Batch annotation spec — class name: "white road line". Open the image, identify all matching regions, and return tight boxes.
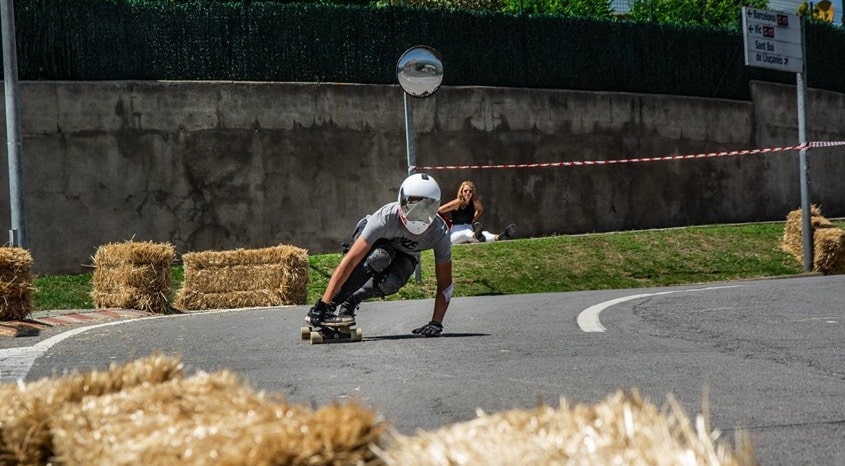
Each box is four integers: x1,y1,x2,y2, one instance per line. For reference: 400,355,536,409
0,306,266,383
0,318,136,382
577,285,743,333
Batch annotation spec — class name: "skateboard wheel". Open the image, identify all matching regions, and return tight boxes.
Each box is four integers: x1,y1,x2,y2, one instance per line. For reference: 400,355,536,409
300,327,311,340
309,331,324,345
351,328,363,342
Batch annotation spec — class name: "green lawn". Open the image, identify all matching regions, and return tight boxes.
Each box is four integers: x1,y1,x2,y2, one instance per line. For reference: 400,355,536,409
32,221,838,311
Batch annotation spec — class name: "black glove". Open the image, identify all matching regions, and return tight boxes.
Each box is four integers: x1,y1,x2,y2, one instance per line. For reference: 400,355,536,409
312,298,331,313
308,299,333,320
412,320,443,337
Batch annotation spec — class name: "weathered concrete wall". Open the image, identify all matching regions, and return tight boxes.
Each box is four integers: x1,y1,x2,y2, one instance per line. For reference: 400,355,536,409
750,81,845,216
0,81,843,274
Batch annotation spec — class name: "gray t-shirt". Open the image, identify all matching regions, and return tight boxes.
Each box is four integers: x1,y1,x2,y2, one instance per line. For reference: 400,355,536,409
359,202,452,263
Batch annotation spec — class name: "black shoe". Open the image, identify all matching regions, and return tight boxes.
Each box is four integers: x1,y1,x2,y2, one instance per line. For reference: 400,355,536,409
498,224,517,241
327,302,357,326
472,222,486,242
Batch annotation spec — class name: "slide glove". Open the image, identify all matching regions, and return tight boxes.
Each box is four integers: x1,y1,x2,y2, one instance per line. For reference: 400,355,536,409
412,321,443,337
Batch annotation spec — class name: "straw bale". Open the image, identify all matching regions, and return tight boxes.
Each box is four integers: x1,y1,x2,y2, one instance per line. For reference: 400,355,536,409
91,289,170,314
176,245,309,310
0,247,34,320
813,227,845,275
182,245,307,269
91,241,175,313
183,264,292,292
93,263,172,290
50,369,386,465
174,289,289,310
92,240,176,267
3,353,761,466
378,389,756,466
0,354,184,465
0,353,385,465
781,205,834,258
782,206,845,274
0,247,34,275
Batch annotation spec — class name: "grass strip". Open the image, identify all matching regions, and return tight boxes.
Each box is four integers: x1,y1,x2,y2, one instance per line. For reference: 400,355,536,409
33,222,839,311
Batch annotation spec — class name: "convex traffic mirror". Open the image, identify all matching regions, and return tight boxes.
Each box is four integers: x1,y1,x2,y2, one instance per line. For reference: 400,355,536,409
396,46,444,98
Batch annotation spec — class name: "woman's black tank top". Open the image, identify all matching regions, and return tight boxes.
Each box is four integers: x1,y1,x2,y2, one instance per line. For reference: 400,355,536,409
451,202,474,225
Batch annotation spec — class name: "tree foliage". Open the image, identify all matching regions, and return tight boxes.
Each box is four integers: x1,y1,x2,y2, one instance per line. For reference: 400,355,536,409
388,0,613,16
378,0,505,10
626,0,769,28
501,0,614,17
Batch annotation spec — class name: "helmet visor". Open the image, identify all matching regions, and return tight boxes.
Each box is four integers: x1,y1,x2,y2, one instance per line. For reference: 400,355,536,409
400,195,439,225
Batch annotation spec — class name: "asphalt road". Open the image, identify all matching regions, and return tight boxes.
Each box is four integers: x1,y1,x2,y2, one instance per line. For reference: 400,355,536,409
2,274,843,465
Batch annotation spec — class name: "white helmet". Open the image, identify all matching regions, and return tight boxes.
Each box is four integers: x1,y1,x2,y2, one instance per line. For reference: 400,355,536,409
398,173,441,235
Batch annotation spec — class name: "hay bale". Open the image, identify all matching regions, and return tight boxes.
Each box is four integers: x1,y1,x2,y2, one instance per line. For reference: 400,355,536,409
175,245,308,310
781,205,834,258
3,354,761,466
0,355,184,465
51,372,386,466
0,247,35,320
0,354,386,466
174,289,291,310
378,390,756,466
813,227,845,275
91,241,176,314
781,206,845,274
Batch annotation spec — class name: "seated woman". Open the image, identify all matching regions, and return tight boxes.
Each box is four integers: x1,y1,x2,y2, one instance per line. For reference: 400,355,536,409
438,180,516,244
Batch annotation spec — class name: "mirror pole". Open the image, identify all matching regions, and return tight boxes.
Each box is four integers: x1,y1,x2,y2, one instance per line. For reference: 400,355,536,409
404,92,416,176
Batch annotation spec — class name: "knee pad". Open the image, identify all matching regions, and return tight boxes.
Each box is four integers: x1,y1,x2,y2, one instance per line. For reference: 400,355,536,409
364,243,395,275
377,272,406,297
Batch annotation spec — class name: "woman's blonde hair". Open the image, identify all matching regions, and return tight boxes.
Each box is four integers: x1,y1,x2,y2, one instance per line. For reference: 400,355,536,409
456,181,477,209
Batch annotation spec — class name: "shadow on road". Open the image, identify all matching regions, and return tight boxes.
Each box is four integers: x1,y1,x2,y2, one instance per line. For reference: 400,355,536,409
365,333,489,341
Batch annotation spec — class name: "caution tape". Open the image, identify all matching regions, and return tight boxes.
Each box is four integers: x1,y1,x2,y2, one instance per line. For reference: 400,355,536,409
412,140,845,171
809,140,845,148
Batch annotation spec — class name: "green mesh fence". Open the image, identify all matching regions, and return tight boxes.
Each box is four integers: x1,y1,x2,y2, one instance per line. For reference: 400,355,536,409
12,1,845,100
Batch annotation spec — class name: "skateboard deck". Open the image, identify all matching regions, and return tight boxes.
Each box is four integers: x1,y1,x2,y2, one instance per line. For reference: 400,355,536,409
300,323,363,344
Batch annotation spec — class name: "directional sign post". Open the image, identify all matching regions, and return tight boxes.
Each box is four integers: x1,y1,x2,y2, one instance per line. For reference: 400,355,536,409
742,8,803,73
742,7,812,272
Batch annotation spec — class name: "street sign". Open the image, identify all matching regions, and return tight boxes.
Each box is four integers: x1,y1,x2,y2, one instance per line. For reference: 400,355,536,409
742,7,804,74
741,8,812,271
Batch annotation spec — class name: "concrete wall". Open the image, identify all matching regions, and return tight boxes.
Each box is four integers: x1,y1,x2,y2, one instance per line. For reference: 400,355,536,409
1,81,843,274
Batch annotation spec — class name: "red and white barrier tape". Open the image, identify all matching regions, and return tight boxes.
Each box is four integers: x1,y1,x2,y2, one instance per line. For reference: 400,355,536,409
412,141,845,171
810,140,845,148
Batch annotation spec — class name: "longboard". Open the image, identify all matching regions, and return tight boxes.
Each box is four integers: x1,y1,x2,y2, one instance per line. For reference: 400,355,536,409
300,324,363,344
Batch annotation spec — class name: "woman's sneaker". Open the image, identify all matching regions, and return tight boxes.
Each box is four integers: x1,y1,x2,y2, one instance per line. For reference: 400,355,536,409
472,222,486,242
498,224,517,241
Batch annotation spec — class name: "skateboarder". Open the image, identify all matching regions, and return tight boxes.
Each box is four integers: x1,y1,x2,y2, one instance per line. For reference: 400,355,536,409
306,173,453,337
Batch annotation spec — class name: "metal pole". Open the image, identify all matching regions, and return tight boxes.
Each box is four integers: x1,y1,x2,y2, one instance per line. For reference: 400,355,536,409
1,0,26,248
403,92,423,283
404,92,416,176
796,19,812,272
